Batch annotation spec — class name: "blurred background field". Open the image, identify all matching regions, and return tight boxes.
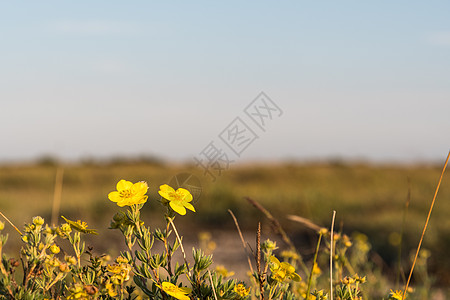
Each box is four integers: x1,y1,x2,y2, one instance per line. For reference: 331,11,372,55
2,3,450,299
1,157,449,290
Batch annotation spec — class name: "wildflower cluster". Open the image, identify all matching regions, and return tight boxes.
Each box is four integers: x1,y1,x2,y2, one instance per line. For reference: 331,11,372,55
106,180,248,300
0,178,425,299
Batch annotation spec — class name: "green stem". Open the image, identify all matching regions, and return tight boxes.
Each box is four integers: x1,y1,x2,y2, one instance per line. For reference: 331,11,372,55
268,284,276,300
306,232,323,300
168,218,192,277
348,284,354,300
164,220,173,276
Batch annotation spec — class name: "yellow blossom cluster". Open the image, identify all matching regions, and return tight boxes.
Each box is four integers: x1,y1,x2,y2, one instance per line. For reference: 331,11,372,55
106,256,132,285
269,256,301,283
234,283,250,297
107,180,196,216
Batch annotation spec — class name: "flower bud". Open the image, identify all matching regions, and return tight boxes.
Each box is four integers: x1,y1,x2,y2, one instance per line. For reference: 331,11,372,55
261,239,278,252
319,228,328,235
32,216,45,226
59,263,68,273
116,256,129,264
84,285,98,295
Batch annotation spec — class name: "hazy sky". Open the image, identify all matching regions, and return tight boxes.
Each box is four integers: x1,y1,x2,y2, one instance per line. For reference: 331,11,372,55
1,1,449,163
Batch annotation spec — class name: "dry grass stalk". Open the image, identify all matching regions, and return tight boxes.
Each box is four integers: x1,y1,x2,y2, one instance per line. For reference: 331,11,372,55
402,151,450,299
0,211,22,236
256,222,264,300
245,197,295,250
228,209,255,275
287,214,323,232
208,269,218,300
247,196,310,275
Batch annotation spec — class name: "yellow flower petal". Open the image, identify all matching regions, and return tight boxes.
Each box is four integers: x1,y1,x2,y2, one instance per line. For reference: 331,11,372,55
117,179,133,191
135,195,148,205
116,199,129,207
170,201,187,215
177,188,193,202
183,202,196,212
132,181,149,195
159,184,176,200
290,272,302,282
178,287,192,293
270,256,281,268
281,262,295,274
108,191,121,203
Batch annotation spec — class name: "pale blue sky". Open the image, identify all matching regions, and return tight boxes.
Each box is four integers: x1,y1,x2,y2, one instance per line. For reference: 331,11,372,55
1,1,449,163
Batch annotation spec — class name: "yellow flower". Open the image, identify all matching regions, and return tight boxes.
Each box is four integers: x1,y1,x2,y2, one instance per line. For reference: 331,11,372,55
215,265,235,277
45,257,61,268
311,290,328,300
32,216,45,226
108,180,149,207
61,216,98,235
158,184,195,215
341,276,355,285
107,257,132,284
234,283,250,297
354,274,366,283
159,282,192,300
67,283,89,300
281,250,300,261
49,244,60,254
342,234,352,248
65,255,77,266
105,282,118,297
312,262,321,275
269,256,301,282
57,223,72,238
319,227,328,235
389,289,404,300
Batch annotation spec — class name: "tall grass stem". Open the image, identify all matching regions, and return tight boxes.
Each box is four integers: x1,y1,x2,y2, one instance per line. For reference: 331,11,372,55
51,167,64,226
330,210,336,300
168,218,192,277
396,178,410,289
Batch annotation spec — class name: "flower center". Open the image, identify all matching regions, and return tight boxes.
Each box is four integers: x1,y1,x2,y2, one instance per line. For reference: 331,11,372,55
166,286,176,292
120,190,133,198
